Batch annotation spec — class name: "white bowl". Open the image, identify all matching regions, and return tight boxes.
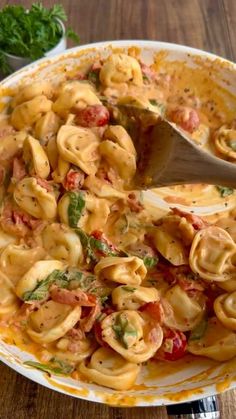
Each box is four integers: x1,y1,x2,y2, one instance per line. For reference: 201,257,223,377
3,19,67,72
0,40,236,407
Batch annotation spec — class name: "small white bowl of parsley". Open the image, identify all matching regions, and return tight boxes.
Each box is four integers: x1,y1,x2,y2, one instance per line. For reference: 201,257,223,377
0,3,79,75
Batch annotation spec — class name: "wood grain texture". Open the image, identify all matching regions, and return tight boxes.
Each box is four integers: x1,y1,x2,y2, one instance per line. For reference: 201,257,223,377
0,0,236,418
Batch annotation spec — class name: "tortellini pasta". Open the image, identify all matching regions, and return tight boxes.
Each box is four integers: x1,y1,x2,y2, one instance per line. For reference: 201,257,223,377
15,260,64,299
213,126,236,160
99,53,143,87
214,291,236,331
14,177,57,219
151,226,188,266
0,244,46,284
55,335,95,362
34,111,61,144
99,125,136,180
83,175,126,199
42,223,83,266
101,310,163,363
0,271,19,315
23,135,50,179
27,300,81,344
52,81,101,117
57,125,100,175
11,81,53,108
79,347,140,390
112,285,159,310
189,226,236,281
162,285,206,331
188,317,236,361
0,131,27,160
11,95,52,130
95,256,147,286
58,191,110,233
52,157,70,183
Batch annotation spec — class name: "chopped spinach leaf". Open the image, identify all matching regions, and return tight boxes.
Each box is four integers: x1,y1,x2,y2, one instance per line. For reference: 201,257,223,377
143,256,158,269
67,192,85,228
121,286,136,293
24,359,74,375
189,317,208,341
112,314,137,349
216,186,234,198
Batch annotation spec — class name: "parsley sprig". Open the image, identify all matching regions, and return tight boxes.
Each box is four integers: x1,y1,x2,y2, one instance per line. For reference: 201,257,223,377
0,3,79,74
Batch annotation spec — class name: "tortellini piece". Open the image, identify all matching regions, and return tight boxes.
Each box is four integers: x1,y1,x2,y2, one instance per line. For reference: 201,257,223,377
99,125,136,180
0,244,46,284
57,125,100,175
214,291,236,331
0,271,19,315
42,223,83,266
218,279,236,292
0,229,17,249
191,123,210,147
162,285,205,331
58,191,110,233
0,131,27,160
52,81,101,117
83,175,126,199
101,310,163,363
14,177,57,219
11,95,52,130
213,126,236,160
189,226,236,281
99,53,143,87
151,227,188,266
11,81,53,108
46,136,59,170
55,335,95,362
27,300,81,344
95,256,147,286
52,157,70,183
112,285,159,310
78,194,110,233
188,317,236,361
15,260,64,299
23,135,50,179
79,347,140,390
34,111,61,144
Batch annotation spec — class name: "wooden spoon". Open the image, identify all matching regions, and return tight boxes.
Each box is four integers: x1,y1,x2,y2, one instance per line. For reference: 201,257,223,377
116,105,236,190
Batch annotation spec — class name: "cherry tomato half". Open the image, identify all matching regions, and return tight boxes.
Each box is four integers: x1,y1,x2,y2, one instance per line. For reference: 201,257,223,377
75,105,109,127
155,329,187,361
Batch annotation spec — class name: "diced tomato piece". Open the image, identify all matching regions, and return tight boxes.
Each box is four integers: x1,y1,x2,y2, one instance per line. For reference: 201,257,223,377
90,230,118,254
12,157,26,181
169,106,200,133
171,207,208,230
75,105,110,128
140,301,164,323
140,62,156,81
63,169,85,191
50,286,96,307
94,321,109,348
154,329,187,361
127,193,144,213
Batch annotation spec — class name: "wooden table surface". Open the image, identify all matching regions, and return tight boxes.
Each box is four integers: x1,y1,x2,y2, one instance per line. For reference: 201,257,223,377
0,0,236,417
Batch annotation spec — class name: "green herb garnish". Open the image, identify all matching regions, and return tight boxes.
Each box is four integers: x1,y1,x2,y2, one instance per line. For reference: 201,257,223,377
216,186,234,197
75,228,118,262
149,99,158,106
67,192,85,228
143,256,159,269
112,314,137,349
229,141,236,151
24,359,74,375
189,317,208,341
0,3,79,75
121,286,136,292
87,70,100,88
